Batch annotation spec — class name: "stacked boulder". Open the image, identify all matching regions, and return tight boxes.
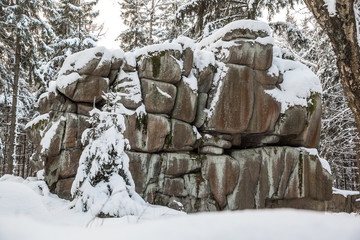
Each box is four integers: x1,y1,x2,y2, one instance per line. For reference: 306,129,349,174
26,20,332,211
25,47,123,197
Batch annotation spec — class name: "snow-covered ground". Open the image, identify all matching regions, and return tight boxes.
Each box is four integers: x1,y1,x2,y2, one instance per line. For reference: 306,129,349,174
0,175,359,240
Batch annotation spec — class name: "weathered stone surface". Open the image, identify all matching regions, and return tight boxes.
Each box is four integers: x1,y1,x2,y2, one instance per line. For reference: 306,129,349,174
202,155,240,208
199,146,224,155
46,91,77,114
92,58,112,77
76,57,101,76
222,27,269,41
44,155,60,190
221,41,273,70
47,91,65,113
227,150,262,209
58,149,82,179
138,50,182,84
292,93,322,148
206,65,254,134
326,193,360,213
196,65,215,93
108,69,119,85
141,79,177,115
62,114,90,150
25,116,49,148
122,60,136,72
182,48,193,77
183,173,209,199
302,152,333,201
57,75,109,103
227,147,332,210
127,152,161,195
172,78,198,123
150,188,218,213
113,71,143,109
128,151,152,194
38,94,50,114
194,93,208,128
62,99,77,113
62,114,80,149
202,134,232,149
254,70,280,85
77,103,93,116
164,178,187,197
163,152,202,176
146,115,171,151
55,177,74,200
124,113,171,152
265,198,327,211
111,49,124,70
29,154,43,174
262,135,280,144
165,119,197,151
275,106,307,136
246,83,280,133
42,117,66,157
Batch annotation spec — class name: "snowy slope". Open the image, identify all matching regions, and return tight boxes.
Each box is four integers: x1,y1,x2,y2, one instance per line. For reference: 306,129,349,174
0,176,359,240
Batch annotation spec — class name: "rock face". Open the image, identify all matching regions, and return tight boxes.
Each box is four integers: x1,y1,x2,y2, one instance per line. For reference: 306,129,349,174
27,20,331,211
127,147,331,212
326,192,360,213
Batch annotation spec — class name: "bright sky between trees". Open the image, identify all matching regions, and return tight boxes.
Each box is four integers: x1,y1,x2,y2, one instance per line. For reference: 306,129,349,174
95,0,125,49
93,1,307,50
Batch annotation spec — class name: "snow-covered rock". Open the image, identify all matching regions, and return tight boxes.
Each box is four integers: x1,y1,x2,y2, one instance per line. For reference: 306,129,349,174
26,20,330,214
136,44,182,84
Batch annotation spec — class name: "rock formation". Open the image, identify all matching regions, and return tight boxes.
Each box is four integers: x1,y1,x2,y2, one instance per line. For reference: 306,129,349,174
26,20,332,212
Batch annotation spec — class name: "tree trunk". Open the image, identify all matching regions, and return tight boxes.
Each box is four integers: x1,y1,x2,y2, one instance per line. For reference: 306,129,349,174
7,30,21,175
195,0,206,36
149,0,154,45
303,0,360,133
357,141,360,190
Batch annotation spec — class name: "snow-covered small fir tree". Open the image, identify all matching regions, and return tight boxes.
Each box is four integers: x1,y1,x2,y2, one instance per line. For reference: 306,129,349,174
71,93,146,217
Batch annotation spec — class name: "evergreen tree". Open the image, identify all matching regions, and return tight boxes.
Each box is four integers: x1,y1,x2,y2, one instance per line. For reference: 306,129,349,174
160,0,188,41
117,0,147,51
71,93,146,217
246,0,299,19
39,0,99,83
0,0,56,175
176,0,300,39
143,0,169,44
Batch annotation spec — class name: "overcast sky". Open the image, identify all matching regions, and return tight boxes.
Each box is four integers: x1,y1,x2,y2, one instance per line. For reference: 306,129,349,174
95,0,125,49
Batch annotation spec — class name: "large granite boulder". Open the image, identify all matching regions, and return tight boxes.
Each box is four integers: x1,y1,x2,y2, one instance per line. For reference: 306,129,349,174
55,47,120,104
141,79,177,115
27,20,330,211
205,65,256,134
137,44,182,84
124,113,171,153
172,76,198,123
